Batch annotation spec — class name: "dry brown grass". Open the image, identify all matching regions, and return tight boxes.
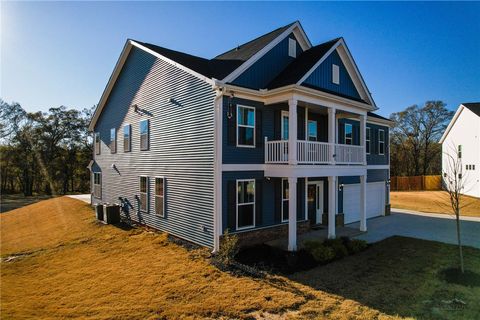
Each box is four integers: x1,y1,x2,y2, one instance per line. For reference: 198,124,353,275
1,197,403,319
391,191,480,217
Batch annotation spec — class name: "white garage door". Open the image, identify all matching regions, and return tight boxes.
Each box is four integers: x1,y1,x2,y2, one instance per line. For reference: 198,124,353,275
343,182,385,224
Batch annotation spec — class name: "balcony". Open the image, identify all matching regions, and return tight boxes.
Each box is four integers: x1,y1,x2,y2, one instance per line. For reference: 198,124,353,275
265,139,364,165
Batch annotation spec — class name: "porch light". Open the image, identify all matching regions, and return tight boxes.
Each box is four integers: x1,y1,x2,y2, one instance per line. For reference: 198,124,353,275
386,179,391,186
227,92,235,119
338,183,344,191
131,104,139,113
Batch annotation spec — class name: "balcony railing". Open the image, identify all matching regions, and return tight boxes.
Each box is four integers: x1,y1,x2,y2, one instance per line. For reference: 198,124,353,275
265,139,364,165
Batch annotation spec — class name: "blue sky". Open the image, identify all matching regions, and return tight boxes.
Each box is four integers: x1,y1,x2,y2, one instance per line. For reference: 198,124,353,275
1,1,479,117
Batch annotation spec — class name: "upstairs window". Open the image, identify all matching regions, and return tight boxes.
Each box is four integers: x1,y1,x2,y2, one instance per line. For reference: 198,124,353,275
94,132,101,155
139,176,148,212
140,119,149,151
237,179,255,229
123,124,131,152
332,64,340,85
110,128,116,154
379,129,385,155
93,172,101,198
308,120,317,141
281,111,289,140
345,123,353,145
281,179,289,222
155,177,165,217
237,105,255,147
366,127,371,154
458,145,462,158
288,38,297,58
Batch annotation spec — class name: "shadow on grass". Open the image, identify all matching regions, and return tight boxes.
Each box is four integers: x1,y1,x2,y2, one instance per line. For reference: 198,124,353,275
1,194,58,213
439,267,480,287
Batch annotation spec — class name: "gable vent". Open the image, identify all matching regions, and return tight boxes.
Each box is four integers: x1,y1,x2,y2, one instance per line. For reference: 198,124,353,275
288,38,297,58
332,64,340,85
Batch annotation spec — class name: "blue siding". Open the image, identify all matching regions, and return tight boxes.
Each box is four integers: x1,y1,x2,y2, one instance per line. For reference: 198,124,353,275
304,49,361,100
232,34,303,89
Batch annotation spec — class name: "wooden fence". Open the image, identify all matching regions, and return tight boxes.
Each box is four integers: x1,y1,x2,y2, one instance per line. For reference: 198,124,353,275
390,175,442,191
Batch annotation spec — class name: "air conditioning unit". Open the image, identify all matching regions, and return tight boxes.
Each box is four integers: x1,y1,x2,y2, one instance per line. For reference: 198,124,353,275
103,204,121,224
95,204,104,221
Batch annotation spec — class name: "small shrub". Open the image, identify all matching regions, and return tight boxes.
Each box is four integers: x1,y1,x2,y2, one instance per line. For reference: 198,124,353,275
310,245,335,264
303,240,323,252
323,238,348,259
214,230,239,267
346,239,368,254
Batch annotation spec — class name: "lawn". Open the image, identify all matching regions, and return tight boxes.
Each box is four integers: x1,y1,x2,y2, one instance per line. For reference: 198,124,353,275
391,191,480,217
2,197,479,319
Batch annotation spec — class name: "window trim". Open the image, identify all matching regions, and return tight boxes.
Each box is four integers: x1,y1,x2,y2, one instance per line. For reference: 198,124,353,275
308,120,318,141
236,105,256,148
236,179,255,230
139,119,150,151
94,132,101,155
366,127,371,154
281,110,289,141
281,178,289,223
332,64,340,85
378,129,385,155
139,176,149,213
345,123,353,145
110,128,117,154
154,176,165,217
123,124,131,152
93,172,102,199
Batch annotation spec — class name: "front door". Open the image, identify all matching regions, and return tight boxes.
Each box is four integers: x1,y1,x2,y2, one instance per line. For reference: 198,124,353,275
307,181,324,224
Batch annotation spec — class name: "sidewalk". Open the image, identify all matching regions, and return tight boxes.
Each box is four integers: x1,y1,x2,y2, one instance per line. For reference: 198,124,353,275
391,207,480,222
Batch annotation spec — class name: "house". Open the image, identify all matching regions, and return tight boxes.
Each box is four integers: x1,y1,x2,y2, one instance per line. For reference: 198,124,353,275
89,21,393,252
439,103,480,198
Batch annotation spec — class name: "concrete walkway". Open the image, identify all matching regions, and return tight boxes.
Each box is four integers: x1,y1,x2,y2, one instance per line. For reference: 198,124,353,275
66,194,91,204
349,209,480,249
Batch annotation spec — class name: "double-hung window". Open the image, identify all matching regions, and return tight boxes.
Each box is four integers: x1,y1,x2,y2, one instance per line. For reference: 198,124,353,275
139,176,148,212
237,105,255,147
94,132,101,155
458,145,462,158
124,124,131,152
110,128,116,153
140,119,149,151
93,172,102,198
237,179,255,229
345,123,353,145
281,179,289,222
308,120,317,141
155,177,165,217
378,129,385,155
366,127,371,154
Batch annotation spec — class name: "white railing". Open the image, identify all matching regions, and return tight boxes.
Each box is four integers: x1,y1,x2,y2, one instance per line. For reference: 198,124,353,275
265,138,365,165
335,144,364,164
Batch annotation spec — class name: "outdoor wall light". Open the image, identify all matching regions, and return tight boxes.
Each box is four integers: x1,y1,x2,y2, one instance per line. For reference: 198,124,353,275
131,104,139,113
386,179,391,186
338,183,344,191
227,92,235,119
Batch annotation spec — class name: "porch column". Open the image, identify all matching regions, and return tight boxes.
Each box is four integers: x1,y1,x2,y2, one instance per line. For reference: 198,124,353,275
360,174,367,231
328,175,337,239
328,108,336,164
288,99,298,165
288,177,298,251
360,114,367,165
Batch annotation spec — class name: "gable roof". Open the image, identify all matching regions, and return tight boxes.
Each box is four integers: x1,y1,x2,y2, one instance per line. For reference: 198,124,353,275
439,102,480,143
462,102,480,117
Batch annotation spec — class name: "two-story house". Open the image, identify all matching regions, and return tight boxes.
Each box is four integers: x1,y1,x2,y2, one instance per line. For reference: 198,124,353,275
89,21,393,252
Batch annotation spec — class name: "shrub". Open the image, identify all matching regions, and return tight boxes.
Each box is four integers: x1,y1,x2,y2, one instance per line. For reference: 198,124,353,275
303,240,323,252
323,238,348,259
215,230,239,267
345,239,368,254
310,245,335,264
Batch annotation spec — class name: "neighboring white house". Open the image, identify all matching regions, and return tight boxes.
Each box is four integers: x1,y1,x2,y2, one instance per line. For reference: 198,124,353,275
439,103,480,198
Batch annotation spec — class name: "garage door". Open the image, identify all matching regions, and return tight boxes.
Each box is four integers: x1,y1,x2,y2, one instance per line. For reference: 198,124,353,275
343,182,385,224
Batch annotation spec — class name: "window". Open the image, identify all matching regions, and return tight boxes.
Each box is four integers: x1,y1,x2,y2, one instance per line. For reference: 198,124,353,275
237,105,255,147
281,111,289,140
288,38,297,58
458,145,462,158
94,132,101,155
281,179,289,222
110,128,116,153
473,165,476,170
93,172,101,198
378,129,385,155
123,124,131,152
237,179,255,229
155,177,165,216
366,127,371,154
345,123,353,145
139,176,148,212
466,164,470,170
140,120,149,150
332,64,340,85
308,120,317,141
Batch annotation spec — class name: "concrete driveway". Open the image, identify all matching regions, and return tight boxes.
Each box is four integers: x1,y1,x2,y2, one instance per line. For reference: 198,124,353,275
349,209,480,249
66,194,91,204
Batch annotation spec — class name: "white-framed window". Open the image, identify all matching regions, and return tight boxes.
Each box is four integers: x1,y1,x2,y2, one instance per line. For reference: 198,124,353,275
332,64,340,85
345,123,353,145
308,120,317,141
378,129,385,155
140,119,149,151
236,179,255,230
237,105,255,147
466,164,470,170
139,176,148,212
155,177,165,216
123,124,131,152
458,145,462,158
366,127,371,154
110,128,116,154
473,165,476,170
281,111,289,140
281,179,289,222
94,132,101,155
93,172,101,198
288,38,297,58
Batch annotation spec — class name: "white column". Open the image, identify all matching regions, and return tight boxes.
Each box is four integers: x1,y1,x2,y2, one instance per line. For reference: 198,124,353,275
360,174,367,232
360,114,367,165
328,175,337,239
328,108,336,164
288,177,298,251
288,99,298,165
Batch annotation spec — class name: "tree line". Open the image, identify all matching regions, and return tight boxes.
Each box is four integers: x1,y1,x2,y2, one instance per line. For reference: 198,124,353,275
389,101,454,177
1,100,93,196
